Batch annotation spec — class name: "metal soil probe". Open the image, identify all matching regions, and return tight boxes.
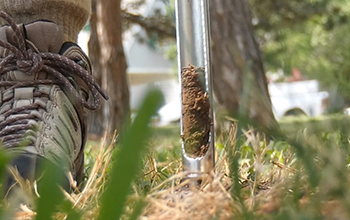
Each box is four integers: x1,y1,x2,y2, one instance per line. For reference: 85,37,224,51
175,0,215,178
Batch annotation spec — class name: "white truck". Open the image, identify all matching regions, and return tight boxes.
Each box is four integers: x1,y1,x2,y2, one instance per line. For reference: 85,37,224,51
269,80,329,119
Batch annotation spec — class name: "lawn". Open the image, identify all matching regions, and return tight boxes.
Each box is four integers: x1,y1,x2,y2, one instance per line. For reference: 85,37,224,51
279,114,350,135
5,99,350,220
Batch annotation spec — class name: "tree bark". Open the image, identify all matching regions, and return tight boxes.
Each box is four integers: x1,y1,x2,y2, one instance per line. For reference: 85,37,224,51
210,0,278,131
88,0,130,137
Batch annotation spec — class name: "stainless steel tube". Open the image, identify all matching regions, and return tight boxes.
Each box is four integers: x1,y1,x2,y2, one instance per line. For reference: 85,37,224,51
175,0,215,178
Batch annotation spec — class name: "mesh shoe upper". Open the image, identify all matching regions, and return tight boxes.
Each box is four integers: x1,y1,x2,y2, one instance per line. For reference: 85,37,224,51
0,12,107,184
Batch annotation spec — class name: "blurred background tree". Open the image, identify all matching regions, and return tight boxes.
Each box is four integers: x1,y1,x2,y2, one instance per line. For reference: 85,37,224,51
209,0,278,131
88,0,130,137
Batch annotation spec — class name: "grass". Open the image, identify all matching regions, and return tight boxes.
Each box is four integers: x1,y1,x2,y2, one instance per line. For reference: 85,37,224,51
2,100,350,219
140,114,350,219
279,114,350,135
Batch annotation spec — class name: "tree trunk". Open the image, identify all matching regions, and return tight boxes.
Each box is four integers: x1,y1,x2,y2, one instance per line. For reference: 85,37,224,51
88,0,130,137
210,0,278,131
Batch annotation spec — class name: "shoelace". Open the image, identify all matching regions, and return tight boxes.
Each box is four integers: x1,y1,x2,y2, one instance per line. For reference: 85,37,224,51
0,11,108,148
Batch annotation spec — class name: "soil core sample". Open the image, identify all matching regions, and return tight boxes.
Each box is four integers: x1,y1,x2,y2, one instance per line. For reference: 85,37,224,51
181,65,211,158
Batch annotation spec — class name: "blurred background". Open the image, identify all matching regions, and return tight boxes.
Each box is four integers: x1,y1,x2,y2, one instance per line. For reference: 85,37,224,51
78,0,350,136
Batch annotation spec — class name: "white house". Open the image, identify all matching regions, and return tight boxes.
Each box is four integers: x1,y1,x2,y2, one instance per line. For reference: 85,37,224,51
78,0,179,111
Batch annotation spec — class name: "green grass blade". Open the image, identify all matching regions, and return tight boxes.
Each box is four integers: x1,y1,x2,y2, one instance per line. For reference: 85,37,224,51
0,150,11,218
35,160,66,220
0,150,11,196
61,199,82,220
129,197,146,220
97,90,163,220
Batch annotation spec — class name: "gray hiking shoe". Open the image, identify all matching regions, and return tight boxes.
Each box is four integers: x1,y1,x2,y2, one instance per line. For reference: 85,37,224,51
0,12,107,193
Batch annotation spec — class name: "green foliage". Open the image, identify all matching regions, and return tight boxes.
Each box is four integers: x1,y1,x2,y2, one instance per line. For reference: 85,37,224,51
35,161,66,220
0,150,11,219
250,0,350,99
97,90,163,220
221,115,350,219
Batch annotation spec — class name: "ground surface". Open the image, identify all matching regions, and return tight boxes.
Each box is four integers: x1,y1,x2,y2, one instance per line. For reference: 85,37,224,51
10,114,350,219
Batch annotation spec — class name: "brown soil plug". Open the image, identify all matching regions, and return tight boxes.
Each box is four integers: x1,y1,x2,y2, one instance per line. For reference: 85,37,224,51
181,64,211,158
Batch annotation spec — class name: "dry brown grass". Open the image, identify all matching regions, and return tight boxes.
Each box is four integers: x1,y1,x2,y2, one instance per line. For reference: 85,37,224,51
18,130,294,219
11,124,350,219
66,133,117,220
11,133,116,220
142,173,237,220
139,127,297,219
